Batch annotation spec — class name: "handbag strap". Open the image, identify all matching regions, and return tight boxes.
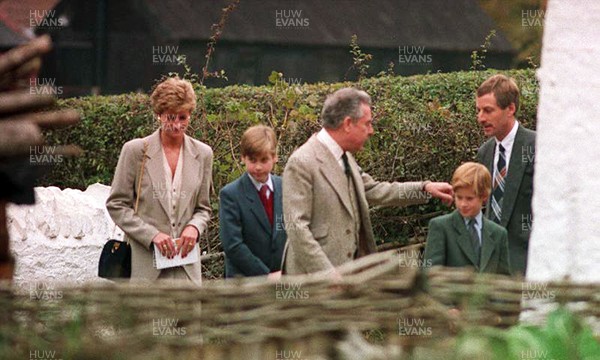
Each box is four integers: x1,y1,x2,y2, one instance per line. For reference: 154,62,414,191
134,141,149,214
115,140,148,244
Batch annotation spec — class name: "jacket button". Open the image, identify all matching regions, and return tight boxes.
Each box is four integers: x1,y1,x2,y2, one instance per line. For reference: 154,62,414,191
346,229,351,235
347,252,352,258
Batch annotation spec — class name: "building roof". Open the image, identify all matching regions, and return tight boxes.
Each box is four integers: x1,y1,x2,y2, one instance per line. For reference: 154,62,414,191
142,0,513,52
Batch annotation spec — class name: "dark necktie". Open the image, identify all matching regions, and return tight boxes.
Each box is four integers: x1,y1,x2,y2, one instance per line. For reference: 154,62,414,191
491,144,506,224
468,218,481,267
341,152,351,176
258,185,274,226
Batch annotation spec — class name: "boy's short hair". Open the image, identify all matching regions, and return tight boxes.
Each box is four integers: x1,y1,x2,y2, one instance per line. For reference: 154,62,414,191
451,162,492,198
476,74,520,115
240,125,277,157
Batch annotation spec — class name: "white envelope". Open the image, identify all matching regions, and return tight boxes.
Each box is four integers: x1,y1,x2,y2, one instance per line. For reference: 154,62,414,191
153,238,199,270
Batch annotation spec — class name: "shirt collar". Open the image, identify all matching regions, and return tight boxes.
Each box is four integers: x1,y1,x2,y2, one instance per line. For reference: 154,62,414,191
247,173,273,192
317,128,345,162
496,120,519,150
463,211,483,228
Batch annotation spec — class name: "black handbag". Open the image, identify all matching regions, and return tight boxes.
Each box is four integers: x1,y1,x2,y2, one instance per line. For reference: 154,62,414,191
98,240,131,278
98,141,148,279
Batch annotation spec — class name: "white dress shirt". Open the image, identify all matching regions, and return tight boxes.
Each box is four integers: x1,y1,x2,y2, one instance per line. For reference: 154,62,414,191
317,128,346,171
494,120,519,177
161,144,184,238
248,173,274,199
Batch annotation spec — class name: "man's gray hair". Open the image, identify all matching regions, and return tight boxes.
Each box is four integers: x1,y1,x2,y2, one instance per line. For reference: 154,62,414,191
321,88,371,129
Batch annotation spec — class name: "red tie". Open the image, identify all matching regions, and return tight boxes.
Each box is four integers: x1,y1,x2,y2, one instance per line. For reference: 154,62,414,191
259,185,274,226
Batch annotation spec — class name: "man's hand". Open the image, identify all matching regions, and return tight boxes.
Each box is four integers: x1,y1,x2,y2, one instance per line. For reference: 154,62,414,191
179,225,199,258
424,182,454,206
330,269,343,282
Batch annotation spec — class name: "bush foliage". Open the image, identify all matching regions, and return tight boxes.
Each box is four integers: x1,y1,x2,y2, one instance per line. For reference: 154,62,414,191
43,69,538,253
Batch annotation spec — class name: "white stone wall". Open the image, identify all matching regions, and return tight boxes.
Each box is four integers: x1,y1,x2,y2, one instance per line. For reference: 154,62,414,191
7,183,121,287
528,0,600,283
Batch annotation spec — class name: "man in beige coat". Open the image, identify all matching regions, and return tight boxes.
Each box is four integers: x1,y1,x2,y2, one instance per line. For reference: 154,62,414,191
281,88,453,277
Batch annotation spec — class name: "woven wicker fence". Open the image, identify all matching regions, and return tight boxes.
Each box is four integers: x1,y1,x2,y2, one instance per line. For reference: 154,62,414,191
1,249,598,360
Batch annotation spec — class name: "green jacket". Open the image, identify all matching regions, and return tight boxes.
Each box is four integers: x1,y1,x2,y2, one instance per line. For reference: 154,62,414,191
424,210,512,275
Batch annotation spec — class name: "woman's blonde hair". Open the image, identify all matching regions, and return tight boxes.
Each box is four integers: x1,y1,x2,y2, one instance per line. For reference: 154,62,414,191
150,77,196,115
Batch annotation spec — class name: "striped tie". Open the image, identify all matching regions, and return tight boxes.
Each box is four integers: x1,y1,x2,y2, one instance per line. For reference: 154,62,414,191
491,144,506,224
468,218,481,267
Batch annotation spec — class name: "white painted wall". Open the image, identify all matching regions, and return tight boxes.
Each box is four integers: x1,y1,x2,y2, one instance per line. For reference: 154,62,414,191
7,183,120,287
528,0,600,283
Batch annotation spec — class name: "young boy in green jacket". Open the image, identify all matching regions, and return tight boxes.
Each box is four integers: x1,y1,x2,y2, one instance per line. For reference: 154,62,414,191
424,162,511,275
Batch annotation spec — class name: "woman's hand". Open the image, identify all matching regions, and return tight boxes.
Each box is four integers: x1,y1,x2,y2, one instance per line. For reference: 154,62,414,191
152,232,175,259
179,225,199,258
267,271,282,281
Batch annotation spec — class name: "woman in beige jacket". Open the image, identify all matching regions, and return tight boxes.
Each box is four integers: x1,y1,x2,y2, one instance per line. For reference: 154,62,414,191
106,77,212,285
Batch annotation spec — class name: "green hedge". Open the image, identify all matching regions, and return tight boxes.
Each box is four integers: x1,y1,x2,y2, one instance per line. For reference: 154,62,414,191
43,69,538,253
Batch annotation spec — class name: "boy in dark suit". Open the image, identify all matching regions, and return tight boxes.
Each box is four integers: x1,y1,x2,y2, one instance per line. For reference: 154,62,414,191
424,162,511,275
219,125,286,278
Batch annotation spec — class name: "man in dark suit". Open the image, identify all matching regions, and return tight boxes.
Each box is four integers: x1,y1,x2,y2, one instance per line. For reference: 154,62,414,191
282,87,454,277
475,74,535,275
219,125,286,278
